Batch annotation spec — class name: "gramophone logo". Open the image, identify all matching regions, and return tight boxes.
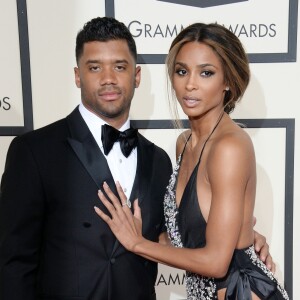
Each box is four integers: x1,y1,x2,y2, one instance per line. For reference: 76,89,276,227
156,0,248,8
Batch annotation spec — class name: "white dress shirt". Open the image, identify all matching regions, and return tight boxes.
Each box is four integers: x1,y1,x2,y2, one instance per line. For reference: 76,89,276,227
79,104,137,199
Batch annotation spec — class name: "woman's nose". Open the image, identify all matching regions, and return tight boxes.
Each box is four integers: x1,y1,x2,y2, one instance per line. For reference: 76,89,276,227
185,74,198,90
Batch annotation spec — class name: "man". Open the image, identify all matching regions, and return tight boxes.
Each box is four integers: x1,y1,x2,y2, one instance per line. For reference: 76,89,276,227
0,17,272,300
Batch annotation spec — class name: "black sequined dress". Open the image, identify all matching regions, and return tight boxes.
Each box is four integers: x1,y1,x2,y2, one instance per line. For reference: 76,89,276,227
163,117,289,300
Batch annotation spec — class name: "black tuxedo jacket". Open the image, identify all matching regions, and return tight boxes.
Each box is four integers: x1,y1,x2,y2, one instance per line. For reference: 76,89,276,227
0,107,172,300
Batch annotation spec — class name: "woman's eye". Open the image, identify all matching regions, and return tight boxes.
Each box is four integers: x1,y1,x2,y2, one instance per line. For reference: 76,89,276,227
201,70,214,77
175,69,187,76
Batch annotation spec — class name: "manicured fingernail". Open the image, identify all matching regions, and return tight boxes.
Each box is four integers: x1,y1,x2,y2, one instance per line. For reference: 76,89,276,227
98,190,103,195
103,181,108,187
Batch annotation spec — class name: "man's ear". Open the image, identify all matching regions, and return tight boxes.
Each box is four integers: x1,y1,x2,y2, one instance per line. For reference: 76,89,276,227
135,65,141,88
74,67,81,88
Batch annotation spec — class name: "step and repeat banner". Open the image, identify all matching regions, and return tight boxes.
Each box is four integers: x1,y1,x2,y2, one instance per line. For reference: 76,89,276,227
0,0,298,298
106,0,297,63
0,0,33,136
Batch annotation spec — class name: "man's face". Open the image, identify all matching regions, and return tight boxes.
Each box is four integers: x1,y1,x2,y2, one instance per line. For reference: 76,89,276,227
74,40,141,127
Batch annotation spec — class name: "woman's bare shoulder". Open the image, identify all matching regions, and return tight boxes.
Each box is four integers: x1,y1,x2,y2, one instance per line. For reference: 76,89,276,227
208,124,255,172
217,120,253,148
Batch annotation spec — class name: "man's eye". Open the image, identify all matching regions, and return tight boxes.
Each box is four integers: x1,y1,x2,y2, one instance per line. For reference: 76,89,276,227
90,66,100,71
115,65,126,71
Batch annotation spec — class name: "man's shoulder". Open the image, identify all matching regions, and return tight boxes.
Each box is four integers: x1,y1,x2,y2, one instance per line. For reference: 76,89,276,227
137,132,158,148
11,113,72,150
5,117,68,161
21,117,67,140
137,132,171,161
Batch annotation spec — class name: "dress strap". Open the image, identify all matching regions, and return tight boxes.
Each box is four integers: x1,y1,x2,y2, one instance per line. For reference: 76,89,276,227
196,111,224,164
180,133,192,158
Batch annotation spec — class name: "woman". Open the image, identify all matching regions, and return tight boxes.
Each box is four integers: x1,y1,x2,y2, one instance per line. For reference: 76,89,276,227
95,23,289,299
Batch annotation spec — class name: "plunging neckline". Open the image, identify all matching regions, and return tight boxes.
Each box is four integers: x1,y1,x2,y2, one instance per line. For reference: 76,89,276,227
175,112,225,211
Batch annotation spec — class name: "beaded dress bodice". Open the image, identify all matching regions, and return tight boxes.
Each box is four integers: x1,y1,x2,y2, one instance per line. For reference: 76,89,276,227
163,115,223,300
164,152,217,299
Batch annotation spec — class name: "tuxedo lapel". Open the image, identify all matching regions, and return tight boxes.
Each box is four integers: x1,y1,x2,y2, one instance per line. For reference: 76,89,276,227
111,133,155,257
134,133,154,206
66,107,117,192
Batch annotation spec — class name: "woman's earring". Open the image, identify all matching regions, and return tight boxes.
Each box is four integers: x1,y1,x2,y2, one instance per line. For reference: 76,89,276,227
225,87,230,91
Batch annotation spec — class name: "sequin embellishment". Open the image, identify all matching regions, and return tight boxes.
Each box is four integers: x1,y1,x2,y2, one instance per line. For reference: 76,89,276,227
245,245,289,299
164,154,217,300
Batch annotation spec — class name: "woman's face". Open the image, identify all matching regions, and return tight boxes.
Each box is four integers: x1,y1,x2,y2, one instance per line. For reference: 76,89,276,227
172,41,227,119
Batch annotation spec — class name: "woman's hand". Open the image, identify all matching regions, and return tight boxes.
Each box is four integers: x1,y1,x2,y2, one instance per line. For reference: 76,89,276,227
94,181,144,252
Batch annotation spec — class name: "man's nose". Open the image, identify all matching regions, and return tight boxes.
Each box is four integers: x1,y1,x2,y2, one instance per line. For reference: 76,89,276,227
100,68,117,85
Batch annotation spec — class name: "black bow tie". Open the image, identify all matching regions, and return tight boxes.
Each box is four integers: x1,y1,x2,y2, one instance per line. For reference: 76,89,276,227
101,124,138,158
